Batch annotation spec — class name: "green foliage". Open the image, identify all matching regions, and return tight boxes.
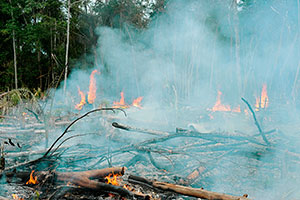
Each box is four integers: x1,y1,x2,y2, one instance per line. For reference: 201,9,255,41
0,0,166,93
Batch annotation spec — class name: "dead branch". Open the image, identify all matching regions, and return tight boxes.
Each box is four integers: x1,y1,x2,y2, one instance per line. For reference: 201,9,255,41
112,122,267,147
43,108,126,158
25,108,42,123
112,122,169,136
6,146,67,157
241,97,270,145
128,175,250,200
55,167,125,181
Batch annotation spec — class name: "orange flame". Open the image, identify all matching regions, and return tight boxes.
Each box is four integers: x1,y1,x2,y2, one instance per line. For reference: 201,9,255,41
255,84,269,111
105,173,121,186
113,91,129,108
26,170,38,185
123,184,131,190
12,194,24,200
132,96,143,108
208,91,241,113
75,86,86,110
211,91,231,112
87,70,100,104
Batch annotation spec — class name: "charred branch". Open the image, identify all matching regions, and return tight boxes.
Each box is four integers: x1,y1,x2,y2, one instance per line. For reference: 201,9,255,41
5,167,150,199
128,175,250,200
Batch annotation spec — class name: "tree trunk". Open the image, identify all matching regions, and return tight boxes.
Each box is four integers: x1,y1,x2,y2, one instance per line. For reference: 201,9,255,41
38,45,42,89
233,0,241,94
9,0,18,89
12,29,18,89
53,19,57,82
63,0,71,96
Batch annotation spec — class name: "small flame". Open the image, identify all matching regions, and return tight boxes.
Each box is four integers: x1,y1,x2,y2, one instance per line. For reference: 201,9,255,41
123,184,131,190
75,86,86,110
211,91,231,112
255,84,269,111
132,96,143,108
260,84,269,108
87,70,100,104
12,194,24,200
105,173,120,186
26,170,38,185
113,91,129,108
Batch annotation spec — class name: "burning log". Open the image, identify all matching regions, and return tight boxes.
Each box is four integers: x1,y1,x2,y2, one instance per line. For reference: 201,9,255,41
128,175,250,200
7,167,151,199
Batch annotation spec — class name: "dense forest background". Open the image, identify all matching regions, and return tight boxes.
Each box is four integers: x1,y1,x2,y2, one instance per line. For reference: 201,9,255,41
0,0,166,93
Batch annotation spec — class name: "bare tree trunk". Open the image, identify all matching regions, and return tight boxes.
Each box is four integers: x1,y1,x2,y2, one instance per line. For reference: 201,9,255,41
38,47,42,89
53,20,57,82
9,0,18,89
232,0,242,94
12,29,18,89
63,0,71,96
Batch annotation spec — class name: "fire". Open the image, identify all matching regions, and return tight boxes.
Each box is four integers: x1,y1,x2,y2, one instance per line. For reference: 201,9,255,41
74,69,99,110
26,170,38,185
113,92,143,109
209,91,241,112
208,91,241,113
12,194,24,200
123,184,131,190
105,173,121,186
211,91,231,112
75,86,86,110
255,84,269,111
87,69,100,104
113,91,129,108
132,96,143,108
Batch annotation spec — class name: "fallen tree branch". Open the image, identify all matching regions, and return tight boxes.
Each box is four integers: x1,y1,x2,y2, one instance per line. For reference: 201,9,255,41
241,98,270,145
43,108,126,158
128,175,250,200
112,122,267,146
112,122,169,136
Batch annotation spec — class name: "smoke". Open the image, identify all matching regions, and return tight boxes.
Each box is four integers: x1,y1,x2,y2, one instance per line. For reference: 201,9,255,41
94,0,299,109
48,0,300,199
